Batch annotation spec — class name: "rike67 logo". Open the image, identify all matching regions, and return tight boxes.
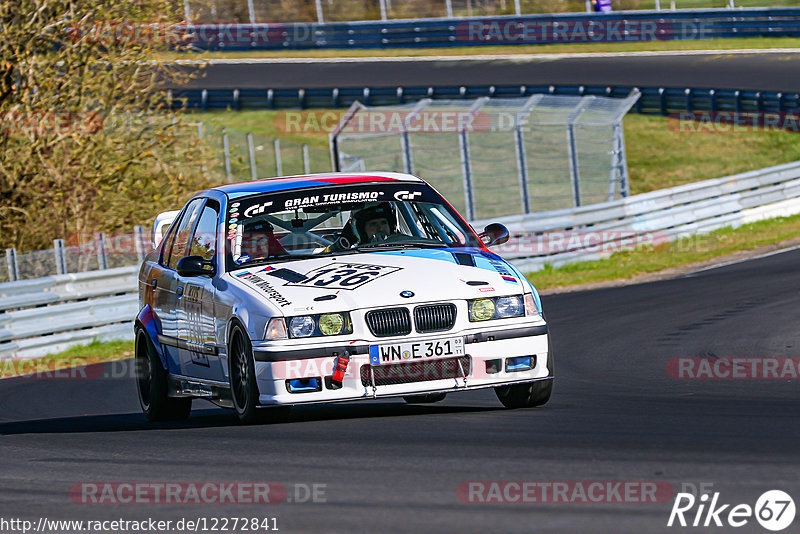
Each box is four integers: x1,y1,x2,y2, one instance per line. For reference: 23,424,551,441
668,489,795,531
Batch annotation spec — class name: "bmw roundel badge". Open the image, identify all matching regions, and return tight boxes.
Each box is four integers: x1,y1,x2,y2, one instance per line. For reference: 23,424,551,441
400,290,415,298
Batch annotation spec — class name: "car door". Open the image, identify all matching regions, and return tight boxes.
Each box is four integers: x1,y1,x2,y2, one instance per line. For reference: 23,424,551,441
175,199,225,382
158,198,204,374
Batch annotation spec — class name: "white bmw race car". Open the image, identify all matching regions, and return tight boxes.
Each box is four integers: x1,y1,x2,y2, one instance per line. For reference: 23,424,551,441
135,172,552,423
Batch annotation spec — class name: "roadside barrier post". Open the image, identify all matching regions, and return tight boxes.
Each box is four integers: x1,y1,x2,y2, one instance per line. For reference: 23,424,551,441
302,144,311,174
274,139,283,176
96,233,108,270
5,248,19,282
134,225,146,263
54,239,67,275
247,133,258,180
223,130,233,182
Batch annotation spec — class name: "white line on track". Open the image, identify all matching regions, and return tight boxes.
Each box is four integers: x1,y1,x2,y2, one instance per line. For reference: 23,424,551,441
177,48,800,65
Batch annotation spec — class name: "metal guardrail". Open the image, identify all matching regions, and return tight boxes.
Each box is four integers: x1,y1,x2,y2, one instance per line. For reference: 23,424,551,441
172,84,800,116
0,267,139,359
181,8,800,50
478,160,800,271
3,160,800,359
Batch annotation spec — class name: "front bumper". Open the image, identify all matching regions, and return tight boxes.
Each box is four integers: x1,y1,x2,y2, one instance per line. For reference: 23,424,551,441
251,323,550,405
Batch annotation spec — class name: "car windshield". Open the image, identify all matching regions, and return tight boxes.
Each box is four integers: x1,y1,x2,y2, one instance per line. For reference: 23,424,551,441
224,182,481,270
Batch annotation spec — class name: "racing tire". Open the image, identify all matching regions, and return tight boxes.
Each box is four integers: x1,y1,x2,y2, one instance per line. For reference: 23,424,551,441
228,323,290,424
403,393,447,404
494,379,553,409
135,327,192,422
494,341,554,409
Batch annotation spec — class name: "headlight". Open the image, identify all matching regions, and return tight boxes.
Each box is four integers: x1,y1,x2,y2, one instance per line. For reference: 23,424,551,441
469,296,524,321
319,313,345,336
470,298,496,321
495,296,523,318
289,316,315,338
286,313,353,338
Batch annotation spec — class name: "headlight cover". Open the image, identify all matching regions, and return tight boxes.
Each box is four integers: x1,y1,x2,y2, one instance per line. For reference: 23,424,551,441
469,296,524,321
287,313,353,338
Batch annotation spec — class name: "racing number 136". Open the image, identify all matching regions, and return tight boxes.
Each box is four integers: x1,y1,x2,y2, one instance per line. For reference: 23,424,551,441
291,263,401,290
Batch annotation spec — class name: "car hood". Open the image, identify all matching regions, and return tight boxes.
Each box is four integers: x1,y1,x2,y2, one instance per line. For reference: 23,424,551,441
227,248,529,315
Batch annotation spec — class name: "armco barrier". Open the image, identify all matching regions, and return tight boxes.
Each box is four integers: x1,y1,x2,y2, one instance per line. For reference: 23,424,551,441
181,8,800,51
2,161,800,359
477,160,800,271
172,85,800,116
0,266,138,359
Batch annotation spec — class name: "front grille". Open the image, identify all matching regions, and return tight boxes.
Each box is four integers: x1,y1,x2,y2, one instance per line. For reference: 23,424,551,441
414,303,456,333
366,307,412,337
361,355,471,387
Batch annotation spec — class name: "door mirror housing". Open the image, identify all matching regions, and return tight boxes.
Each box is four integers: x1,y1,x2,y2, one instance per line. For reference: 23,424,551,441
176,255,215,277
479,223,510,247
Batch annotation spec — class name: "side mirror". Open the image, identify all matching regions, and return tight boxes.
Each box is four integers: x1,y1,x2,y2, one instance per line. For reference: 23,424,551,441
177,255,215,277
479,223,510,247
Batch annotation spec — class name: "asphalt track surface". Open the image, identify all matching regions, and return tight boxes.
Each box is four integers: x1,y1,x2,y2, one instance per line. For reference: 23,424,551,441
184,51,800,92
2,248,800,533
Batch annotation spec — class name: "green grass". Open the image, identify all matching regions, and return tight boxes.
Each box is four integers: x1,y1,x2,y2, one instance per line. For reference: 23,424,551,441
0,339,133,378
527,213,800,288
167,37,800,61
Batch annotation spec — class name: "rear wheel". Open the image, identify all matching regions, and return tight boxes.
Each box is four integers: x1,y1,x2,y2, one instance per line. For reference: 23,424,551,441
403,393,447,404
229,323,289,424
135,328,191,421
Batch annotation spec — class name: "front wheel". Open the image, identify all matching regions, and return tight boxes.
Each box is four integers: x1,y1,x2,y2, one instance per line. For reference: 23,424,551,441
494,379,553,409
228,323,289,424
135,328,191,421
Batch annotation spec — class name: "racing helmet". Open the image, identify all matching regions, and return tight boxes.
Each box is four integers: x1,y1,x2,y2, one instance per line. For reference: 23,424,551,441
352,202,397,243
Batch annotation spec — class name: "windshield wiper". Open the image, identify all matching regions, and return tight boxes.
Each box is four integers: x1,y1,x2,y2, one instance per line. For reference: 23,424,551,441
358,241,446,250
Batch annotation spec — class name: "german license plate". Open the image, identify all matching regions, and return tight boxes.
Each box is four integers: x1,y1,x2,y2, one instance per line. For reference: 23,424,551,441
369,337,465,366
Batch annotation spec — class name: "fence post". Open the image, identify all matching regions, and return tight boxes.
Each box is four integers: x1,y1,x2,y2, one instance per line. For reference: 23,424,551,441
222,130,233,182
566,123,581,208
315,0,325,23
445,0,453,17
247,0,256,24
197,122,204,138
458,131,475,221
514,0,521,15
5,248,19,282
514,95,543,215
400,133,413,174
379,0,388,20
247,133,258,180
54,239,67,275
565,97,594,208
655,0,661,9
302,144,311,174
274,139,283,176
96,233,108,270
134,225,146,263
616,122,630,198
183,0,191,21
